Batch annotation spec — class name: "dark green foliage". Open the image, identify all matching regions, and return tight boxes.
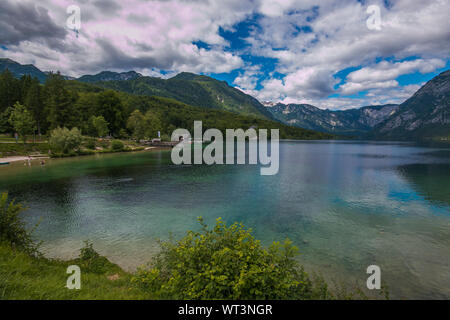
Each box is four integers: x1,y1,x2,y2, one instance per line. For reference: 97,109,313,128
0,69,21,115
94,91,126,136
24,77,45,135
83,137,96,150
121,95,331,140
132,217,331,300
0,192,39,255
45,73,79,130
111,140,125,151
0,107,14,134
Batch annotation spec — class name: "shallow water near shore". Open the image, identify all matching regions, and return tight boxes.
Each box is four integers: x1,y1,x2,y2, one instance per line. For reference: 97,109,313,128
1,140,449,299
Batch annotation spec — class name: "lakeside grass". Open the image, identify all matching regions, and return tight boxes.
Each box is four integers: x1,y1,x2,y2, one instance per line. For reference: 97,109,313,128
0,138,148,159
0,143,51,158
0,243,150,300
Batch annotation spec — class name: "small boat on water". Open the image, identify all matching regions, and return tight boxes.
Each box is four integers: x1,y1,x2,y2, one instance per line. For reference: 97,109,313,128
0,162,10,165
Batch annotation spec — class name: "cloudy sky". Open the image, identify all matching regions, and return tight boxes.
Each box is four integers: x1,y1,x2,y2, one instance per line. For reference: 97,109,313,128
1,0,449,110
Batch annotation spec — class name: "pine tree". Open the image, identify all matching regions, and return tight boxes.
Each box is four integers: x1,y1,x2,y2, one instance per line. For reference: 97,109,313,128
0,69,21,114
95,90,125,136
24,78,45,136
44,72,78,129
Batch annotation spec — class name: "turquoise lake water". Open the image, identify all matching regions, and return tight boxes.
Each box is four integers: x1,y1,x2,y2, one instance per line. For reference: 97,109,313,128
0,140,449,299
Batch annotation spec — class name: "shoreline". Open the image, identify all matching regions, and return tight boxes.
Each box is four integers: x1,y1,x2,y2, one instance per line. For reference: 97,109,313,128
0,147,162,165
0,155,50,164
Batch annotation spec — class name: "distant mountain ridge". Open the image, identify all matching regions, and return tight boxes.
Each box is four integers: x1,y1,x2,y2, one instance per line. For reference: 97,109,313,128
265,70,450,139
0,58,47,83
370,70,450,140
77,71,143,83
265,102,398,136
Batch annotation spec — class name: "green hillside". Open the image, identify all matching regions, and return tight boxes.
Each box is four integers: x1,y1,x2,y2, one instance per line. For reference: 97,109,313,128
84,72,275,120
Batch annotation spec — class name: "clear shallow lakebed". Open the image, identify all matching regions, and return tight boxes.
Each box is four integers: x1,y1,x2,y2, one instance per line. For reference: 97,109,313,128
1,140,449,299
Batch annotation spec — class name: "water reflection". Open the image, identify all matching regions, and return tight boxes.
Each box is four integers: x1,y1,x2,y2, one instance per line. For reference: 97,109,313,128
397,163,450,206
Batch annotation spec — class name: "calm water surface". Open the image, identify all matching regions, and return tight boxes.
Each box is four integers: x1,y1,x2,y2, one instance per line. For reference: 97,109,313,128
1,141,449,299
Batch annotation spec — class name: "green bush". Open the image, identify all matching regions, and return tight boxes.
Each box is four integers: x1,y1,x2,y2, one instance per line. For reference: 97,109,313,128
111,140,124,151
77,240,110,274
98,139,110,149
84,137,96,150
49,127,82,154
132,217,330,300
0,192,39,255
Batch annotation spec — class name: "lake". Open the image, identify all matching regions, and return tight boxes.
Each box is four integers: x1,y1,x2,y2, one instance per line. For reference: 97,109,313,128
1,140,449,299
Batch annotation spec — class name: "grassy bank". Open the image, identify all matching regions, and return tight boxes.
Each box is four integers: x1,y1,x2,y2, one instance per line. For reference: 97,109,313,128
0,142,50,158
0,138,147,159
0,242,150,299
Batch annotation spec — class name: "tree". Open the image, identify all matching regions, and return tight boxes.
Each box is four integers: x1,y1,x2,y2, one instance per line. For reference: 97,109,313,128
127,110,146,140
44,72,78,130
49,127,82,154
8,102,36,144
90,115,109,137
19,75,33,104
143,110,162,139
127,109,163,140
74,92,98,134
95,90,125,136
0,69,21,114
0,107,13,133
132,217,330,300
24,77,45,136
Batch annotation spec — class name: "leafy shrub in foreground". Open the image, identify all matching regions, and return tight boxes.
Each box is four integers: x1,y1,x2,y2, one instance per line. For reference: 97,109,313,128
0,192,39,255
132,217,330,300
77,240,111,274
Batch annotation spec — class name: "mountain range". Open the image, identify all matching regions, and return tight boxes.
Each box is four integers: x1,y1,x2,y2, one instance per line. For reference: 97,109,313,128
0,58,448,140
265,70,449,140
264,102,399,136
0,58,47,83
77,71,143,83
369,70,450,140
